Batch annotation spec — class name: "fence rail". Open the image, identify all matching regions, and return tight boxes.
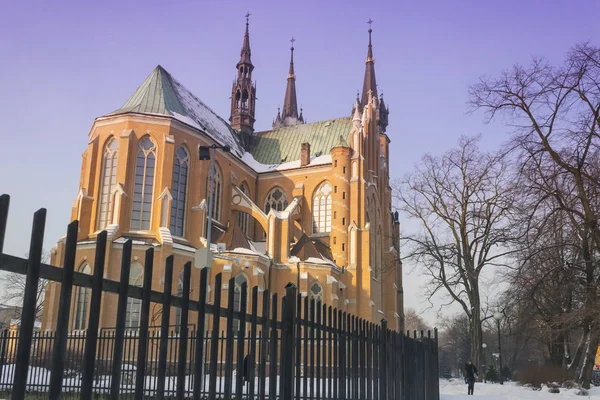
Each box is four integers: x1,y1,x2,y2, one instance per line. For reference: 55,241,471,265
0,193,440,399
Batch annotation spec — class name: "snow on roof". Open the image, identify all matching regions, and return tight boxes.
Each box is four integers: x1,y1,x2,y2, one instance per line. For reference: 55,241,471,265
169,76,244,157
242,152,332,173
108,66,336,173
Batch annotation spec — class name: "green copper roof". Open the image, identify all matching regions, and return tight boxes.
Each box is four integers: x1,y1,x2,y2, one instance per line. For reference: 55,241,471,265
106,65,245,157
249,117,353,164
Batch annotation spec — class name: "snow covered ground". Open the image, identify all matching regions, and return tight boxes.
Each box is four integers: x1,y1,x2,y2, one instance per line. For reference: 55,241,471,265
441,378,600,399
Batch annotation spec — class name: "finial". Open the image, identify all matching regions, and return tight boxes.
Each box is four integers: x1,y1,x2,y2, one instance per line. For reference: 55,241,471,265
245,12,251,24
367,18,374,32
290,37,295,50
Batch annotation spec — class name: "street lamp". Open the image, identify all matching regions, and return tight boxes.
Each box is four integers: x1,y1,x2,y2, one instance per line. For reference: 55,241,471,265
482,343,487,383
494,312,504,385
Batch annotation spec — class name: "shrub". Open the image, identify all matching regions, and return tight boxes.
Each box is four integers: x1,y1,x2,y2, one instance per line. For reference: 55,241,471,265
513,363,573,388
486,366,499,383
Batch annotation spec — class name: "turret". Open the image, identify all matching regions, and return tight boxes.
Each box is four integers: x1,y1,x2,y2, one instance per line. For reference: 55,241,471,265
230,13,257,142
273,38,304,128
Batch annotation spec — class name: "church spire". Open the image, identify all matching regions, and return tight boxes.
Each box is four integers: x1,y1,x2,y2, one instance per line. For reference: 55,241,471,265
360,19,378,108
238,12,252,67
230,12,256,138
274,37,304,129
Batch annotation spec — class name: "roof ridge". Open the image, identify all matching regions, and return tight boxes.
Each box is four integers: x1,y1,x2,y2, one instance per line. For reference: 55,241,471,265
255,115,352,134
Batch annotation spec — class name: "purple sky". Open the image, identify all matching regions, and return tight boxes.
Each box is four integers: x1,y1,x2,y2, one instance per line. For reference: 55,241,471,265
1,0,598,320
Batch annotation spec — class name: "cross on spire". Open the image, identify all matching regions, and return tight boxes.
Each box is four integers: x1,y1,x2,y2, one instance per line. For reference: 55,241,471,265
245,12,251,23
290,37,295,49
367,18,374,30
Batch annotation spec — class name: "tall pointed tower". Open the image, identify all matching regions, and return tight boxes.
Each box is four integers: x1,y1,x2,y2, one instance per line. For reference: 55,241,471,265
230,13,257,143
360,19,378,109
273,38,304,128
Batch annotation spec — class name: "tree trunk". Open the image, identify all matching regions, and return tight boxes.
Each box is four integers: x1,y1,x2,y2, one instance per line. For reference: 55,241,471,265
568,329,587,372
469,300,483,380
580,327,600,389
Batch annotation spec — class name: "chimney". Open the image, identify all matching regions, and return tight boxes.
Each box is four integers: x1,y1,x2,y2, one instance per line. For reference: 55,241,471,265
301,142,311,166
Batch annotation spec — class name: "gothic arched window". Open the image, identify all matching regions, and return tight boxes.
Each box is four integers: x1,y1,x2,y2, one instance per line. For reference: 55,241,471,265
73,263,91,330
309,282,323,303
97,138,118,230
131,137,157,231
312,182,333,233
236,184,250,236
175,271,184,334
125,263,143,330
264,187,288,214
233,274,248,334
210,165,223,222
171,146,189,237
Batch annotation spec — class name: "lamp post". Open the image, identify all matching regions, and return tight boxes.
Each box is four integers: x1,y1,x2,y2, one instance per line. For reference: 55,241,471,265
482,343,487,383
494,312,504,385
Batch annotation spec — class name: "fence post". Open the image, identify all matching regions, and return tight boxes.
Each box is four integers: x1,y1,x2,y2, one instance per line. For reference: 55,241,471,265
268,294,279,400
379,319,387,400
234,282,248,400
0,194,9,254
434,328,439,400
81,230,107,399
223,276,237,400
11,208,46,400
176,261,192,400
257,289,270,400
157,255,174,399
49,221,79,399
208,273,223,400
110,239,133,400
134,247,154,400
281,283,297,400
193,267,209,400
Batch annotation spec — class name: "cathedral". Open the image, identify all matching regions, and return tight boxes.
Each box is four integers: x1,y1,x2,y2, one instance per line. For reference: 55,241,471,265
41,16,404,333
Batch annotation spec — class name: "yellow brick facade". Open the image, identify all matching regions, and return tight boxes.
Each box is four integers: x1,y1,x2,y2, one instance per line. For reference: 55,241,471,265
42,23,404,333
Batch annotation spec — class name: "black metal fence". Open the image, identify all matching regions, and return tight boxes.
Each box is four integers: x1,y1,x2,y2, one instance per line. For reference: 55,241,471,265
0,193,440,399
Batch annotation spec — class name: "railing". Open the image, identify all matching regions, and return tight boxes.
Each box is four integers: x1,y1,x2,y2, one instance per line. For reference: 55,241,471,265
0,193,440,399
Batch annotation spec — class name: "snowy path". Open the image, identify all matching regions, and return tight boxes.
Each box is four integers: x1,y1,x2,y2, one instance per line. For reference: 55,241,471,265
441,379,600,399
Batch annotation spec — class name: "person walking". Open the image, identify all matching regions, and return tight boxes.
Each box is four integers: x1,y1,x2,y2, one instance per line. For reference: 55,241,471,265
464,360,478,395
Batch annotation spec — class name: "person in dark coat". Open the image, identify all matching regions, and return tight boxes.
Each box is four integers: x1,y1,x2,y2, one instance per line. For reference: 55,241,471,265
464,361,478,395
243,353,256,383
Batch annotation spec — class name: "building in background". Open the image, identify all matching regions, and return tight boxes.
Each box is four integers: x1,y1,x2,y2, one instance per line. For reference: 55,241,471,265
41,16,403,333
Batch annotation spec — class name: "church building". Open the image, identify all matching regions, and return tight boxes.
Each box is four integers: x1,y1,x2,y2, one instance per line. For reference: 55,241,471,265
41,16,404,332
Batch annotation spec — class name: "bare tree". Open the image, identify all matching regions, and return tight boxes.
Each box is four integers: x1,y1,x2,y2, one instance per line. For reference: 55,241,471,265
404,308,432,334
469,42,600,387
393,135,519,374
0,250,50,321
